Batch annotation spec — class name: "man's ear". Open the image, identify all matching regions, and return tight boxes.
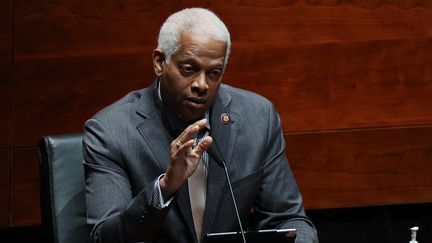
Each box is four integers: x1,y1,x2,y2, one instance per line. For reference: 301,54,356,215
153,49,165,76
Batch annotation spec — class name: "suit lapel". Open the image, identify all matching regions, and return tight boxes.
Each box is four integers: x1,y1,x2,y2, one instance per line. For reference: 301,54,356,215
135,83,170,172
135,82,197,241
201,86,240,238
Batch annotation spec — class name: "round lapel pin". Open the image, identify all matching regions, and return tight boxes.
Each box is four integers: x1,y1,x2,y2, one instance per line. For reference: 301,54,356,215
220,113,231,124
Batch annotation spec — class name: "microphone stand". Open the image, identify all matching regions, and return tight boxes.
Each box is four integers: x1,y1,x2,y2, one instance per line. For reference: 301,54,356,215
222,162,247,243
207,145,247,243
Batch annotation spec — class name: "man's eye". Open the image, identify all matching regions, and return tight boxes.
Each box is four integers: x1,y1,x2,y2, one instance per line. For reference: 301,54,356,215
181,65,194,73
208,69,222,79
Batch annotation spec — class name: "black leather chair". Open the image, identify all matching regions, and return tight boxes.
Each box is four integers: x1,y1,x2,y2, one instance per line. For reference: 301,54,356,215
39,134,89,243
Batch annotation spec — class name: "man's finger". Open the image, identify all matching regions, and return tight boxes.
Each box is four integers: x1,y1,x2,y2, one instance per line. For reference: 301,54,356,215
177,119,207,143
192,136,213,156
175,139,195,154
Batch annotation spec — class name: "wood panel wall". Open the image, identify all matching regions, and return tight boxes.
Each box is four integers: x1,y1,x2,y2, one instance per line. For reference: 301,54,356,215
1,0,431,227
0,0,11,227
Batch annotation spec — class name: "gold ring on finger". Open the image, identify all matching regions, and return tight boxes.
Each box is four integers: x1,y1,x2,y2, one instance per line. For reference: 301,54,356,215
176,140,182,148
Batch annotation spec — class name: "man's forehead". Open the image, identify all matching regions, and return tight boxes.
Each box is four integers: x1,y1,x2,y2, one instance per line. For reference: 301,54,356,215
171,33,226,64
178,32,226,50
175,54,225,68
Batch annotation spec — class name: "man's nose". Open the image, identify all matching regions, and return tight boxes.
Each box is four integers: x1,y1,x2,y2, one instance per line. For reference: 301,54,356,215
191,72,208,94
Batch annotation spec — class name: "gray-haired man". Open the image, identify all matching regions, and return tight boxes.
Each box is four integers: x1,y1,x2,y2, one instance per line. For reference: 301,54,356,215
84,8,318,243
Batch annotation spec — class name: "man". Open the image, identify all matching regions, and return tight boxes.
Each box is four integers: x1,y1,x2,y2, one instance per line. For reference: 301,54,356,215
83,8,318,243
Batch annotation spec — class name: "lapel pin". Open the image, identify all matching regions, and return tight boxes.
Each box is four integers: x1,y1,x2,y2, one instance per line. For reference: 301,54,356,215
220,113,231,124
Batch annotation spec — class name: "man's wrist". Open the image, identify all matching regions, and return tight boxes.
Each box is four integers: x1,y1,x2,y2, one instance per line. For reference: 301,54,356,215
153,174,175,209
159,175,175,199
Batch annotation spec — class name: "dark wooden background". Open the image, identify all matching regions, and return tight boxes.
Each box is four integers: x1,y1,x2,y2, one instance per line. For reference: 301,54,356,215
1,0,431,227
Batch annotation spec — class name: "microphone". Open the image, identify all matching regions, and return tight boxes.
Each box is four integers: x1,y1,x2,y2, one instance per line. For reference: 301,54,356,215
207,143,247,243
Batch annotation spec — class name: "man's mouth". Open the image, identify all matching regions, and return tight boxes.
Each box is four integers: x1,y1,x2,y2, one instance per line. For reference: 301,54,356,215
186,97,207,109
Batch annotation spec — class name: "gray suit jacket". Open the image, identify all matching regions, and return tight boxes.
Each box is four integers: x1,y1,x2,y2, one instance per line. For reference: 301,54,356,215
83,82,318,243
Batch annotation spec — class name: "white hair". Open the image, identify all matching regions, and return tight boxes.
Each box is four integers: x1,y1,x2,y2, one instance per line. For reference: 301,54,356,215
157,8,231,67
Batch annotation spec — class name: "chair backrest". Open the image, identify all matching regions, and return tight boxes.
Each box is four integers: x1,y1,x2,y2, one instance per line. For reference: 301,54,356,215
39,134,89,243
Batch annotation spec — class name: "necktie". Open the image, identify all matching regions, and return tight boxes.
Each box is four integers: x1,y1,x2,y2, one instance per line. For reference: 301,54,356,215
188,130,207,242
188,158,206,242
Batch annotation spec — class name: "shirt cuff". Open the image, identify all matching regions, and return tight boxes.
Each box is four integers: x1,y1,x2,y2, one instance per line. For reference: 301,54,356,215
152,174,174,209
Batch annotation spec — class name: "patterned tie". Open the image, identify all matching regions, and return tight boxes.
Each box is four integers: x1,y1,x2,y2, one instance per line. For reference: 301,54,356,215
188,129,207,242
